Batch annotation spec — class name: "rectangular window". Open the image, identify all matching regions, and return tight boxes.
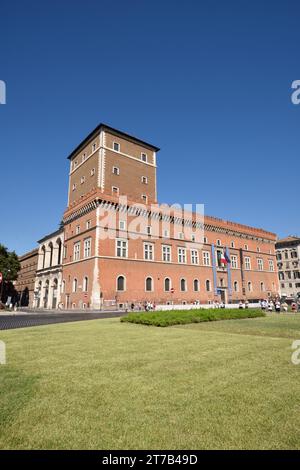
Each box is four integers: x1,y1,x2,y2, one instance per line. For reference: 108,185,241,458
178,232,184,240
75,225,80,235
191,249,199,265
257,258,263,271
72,183,76,191
144,243,154,261
112,186,119,195
113,142,120,152
178,247,187,264
162,245,171,262
80,176,85,184
86,220,91,230
116,239,128,258
231,255,238,269
84,238,91,258
141,176,148,184
203,251,211,266
141,195,148,203
90,168,95,176
73,242,80,261
163,229,169,238
119,220,126,231
244,256,251,270
141,152,147,162
92,142,97,152
268,259,274,272
146,226,151,235
113,166,120,175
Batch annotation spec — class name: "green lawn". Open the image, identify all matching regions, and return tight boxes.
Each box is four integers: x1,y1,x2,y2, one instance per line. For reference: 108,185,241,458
0,313,300,449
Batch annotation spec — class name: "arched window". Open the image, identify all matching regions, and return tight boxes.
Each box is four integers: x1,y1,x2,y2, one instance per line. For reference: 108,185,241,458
180,278,187,292
117,275,125,291
216,239,221,246
49,242,53,267
233,281,239,292
193,279,199,292
83,276,88,292
164,277,171,292
57,238,62,265
145,277,153,292
41,246,46,269
248,281,252,292
73,278,77,293
260,282,265,292
61,280,65,294
206,279,211,291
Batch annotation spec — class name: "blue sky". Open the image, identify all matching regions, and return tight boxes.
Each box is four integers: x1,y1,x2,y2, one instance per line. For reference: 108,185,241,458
0,0,299,254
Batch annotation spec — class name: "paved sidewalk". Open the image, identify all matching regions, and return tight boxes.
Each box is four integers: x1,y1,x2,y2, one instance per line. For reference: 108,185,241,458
0,310,126,330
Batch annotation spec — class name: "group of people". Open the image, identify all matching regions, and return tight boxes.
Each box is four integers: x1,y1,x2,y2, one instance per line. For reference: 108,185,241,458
260,299,282,313
129,301,156,312
260,298,300,313
212,301,226,309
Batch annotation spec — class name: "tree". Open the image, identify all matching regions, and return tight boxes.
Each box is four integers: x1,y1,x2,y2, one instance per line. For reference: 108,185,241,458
0,244,20,301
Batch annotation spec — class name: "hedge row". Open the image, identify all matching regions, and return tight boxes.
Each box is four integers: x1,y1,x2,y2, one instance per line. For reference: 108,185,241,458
120,308,265,327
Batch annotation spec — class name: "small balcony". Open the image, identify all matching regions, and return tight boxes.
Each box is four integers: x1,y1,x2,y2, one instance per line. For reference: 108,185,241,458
216,265,227,272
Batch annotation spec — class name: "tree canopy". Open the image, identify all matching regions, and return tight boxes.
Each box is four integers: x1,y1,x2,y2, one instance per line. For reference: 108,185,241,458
0,244,20,282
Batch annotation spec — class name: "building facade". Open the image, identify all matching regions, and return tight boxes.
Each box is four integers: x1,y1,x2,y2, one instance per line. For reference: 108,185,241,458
58,124,279,309
15,248,39,306
34,228,64,309
276,236,300,298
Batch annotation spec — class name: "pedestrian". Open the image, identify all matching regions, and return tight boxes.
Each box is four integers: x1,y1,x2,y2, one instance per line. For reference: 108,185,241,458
275,300,281,313
239,301,243,309
131,302,135,311
282,301,288,312
291,302,297,313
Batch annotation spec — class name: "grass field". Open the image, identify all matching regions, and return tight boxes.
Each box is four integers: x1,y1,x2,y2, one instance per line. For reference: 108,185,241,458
0,313,300,449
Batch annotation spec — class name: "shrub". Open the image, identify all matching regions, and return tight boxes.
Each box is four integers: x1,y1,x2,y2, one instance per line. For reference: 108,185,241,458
121,308,265,327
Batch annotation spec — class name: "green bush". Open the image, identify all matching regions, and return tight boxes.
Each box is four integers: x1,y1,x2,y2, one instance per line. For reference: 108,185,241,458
121,308,265,327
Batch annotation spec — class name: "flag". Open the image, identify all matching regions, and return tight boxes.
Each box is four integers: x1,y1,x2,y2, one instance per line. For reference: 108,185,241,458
224,251,231,264
218,250,230,265
220,252,227,264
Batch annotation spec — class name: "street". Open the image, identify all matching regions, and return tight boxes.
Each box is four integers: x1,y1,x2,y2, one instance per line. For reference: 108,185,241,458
0,310,126,330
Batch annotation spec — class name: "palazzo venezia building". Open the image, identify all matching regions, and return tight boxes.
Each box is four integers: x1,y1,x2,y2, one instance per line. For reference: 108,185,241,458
56,123,279,310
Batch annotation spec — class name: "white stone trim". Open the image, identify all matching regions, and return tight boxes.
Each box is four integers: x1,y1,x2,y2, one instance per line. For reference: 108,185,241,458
103,145,157,168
